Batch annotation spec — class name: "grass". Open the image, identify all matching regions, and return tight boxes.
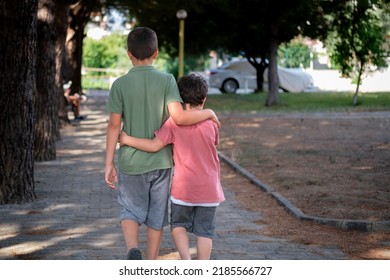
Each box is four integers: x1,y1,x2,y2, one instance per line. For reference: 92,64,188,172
205,91,390,113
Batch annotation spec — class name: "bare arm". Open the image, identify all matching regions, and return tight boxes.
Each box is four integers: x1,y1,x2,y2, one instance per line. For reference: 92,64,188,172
105,113,122,189
119,131,166,153
168,101,221,128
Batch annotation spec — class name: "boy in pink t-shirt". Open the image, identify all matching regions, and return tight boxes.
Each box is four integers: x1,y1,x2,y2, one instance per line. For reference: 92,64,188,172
120,74,225,259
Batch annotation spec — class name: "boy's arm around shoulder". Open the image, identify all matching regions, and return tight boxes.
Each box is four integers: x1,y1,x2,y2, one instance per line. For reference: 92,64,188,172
168,101,221,128
119,131,165,152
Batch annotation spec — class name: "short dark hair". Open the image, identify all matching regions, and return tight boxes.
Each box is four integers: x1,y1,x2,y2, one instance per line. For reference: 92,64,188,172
127,27,158,60
177,74,208,107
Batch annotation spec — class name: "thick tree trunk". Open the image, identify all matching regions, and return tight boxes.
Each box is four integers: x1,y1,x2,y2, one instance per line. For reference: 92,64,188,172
35,0,58,161
0,0,37,204
266,38,280,106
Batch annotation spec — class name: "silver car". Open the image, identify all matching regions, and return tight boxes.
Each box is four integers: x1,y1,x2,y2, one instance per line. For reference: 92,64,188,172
208,59,314,93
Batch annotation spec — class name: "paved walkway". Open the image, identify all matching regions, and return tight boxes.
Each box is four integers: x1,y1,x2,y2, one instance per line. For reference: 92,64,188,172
0,94,346,260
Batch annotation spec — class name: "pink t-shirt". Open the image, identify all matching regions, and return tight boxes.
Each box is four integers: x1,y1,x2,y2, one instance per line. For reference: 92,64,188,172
155,117,225,204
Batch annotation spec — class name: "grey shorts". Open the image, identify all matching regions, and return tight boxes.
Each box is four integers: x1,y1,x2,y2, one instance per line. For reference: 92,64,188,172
170,203,217,239
117,168,173,230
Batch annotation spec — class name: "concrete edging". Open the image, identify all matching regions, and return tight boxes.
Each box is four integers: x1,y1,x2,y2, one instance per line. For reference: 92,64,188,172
218,151,390,232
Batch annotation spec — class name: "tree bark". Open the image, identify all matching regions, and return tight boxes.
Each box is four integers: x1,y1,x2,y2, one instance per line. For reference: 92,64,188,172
56,1,72,128
35,0,59,161
65,1,93,95
353,59,364,106
246,55,268,92
0,0,37,204
266,37,280,106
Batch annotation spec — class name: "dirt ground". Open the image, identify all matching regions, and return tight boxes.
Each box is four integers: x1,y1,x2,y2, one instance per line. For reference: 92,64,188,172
217,112,390,259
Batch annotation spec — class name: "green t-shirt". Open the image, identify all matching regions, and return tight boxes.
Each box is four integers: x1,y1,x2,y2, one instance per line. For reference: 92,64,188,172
106,65,182,175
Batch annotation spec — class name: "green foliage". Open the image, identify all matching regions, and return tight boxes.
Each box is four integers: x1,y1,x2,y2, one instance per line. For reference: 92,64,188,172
82,32,129,90
278,38,312,68
83,32,128,69
121,0,324,58
112,0,331,106
155,49,209,78
82,38,208,88
154,49,177,75
326,1,388,86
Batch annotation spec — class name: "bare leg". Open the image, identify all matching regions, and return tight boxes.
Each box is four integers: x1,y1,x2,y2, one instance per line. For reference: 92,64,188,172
172,227,191,260
67,96,80,118
196,236,212,260
146,227,163,260
73,102,80,117
121,219,139,250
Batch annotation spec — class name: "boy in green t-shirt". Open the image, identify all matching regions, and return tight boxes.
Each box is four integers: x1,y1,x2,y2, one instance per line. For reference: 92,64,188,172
105,27,219,260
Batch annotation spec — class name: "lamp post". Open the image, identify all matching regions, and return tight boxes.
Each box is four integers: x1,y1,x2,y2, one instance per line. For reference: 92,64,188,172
176,9,187,78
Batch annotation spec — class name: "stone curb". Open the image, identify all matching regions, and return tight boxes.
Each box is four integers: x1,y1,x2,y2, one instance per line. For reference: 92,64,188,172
218,151,390,232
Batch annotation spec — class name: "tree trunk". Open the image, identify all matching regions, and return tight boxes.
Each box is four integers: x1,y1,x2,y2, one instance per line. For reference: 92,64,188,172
246,55,268,92
255,67,265,92
353,60,364,106
35,0,59,161
56,1,72,128
266,37,279,106
65,2,92,95
0,0,37,204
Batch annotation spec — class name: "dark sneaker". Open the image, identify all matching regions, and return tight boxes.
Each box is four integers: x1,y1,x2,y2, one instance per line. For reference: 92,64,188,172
74,115,86,120
127,248,142,260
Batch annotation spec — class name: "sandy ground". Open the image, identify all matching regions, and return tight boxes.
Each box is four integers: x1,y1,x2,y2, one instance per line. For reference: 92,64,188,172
217,111,390,259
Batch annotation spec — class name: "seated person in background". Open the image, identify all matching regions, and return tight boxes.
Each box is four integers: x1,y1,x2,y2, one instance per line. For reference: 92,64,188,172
63,81,86,120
